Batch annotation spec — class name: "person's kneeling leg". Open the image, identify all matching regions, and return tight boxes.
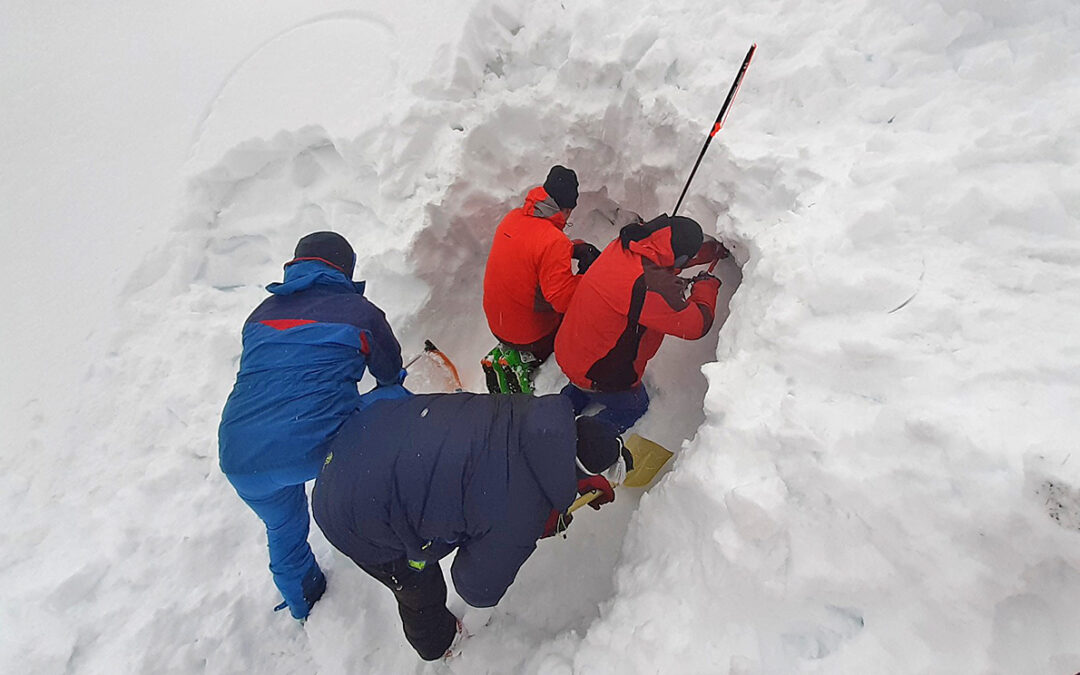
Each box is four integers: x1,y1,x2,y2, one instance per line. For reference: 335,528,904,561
594,385,650,433
558,383,592,415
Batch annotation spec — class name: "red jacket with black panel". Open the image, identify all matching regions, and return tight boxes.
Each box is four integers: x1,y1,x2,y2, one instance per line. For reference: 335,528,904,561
483,186,579,346
554,227,720,391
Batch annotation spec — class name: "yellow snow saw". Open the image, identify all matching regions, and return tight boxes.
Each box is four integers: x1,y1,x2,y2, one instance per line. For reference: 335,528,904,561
568,434,673,513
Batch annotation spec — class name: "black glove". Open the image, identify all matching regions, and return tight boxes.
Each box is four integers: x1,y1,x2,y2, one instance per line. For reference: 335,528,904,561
571,241,601,274
691,271,721,286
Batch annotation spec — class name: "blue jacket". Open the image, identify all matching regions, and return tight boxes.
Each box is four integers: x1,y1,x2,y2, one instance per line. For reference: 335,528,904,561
312,393,579,608
218,260,403,476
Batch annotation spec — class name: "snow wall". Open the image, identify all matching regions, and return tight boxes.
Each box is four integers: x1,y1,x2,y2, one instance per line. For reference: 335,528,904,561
5,0,1080,673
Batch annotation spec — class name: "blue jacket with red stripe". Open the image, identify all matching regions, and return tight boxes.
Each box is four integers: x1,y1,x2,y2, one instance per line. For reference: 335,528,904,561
218,260,403,476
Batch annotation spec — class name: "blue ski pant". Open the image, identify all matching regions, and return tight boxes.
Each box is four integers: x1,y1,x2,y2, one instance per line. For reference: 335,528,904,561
559,383,649,434
227,463,321,618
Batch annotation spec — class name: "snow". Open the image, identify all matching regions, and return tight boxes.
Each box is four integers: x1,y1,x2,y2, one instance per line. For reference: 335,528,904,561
3,0,1080,673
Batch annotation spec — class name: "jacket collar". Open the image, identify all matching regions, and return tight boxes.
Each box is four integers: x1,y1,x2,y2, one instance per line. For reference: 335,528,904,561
521,186,568,230
266,259,366,296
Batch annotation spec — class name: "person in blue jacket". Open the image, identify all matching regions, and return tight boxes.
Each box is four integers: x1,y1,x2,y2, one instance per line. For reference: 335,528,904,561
312,392,624,661
218,231,404,621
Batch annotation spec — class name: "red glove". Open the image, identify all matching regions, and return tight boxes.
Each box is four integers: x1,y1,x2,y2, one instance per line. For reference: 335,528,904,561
577,475,615,510
683,236,730,268
689,271,721,301
541,509,573,538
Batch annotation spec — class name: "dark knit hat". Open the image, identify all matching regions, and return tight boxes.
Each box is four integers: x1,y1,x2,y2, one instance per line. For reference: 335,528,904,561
668,216,704,267
292,231,356,277
543,165,579,210
575,416,622,474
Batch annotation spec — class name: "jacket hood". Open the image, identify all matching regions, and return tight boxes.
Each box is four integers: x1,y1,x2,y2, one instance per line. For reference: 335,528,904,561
521,186,569,230
621,215,703,268
627,226,678,267
266,259,367,296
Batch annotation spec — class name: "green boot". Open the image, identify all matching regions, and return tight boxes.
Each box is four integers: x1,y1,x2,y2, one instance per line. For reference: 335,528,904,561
481,346,510,394
498,347,538,394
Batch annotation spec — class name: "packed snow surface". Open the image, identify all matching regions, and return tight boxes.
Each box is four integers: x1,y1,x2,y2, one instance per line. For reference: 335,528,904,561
3,0,1080,673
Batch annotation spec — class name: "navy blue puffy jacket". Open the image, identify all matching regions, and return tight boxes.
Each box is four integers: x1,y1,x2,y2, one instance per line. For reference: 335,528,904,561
218,260,403,476
312,393,578,608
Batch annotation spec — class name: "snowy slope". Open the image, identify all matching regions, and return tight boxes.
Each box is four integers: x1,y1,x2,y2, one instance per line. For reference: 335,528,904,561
3,0,1080,673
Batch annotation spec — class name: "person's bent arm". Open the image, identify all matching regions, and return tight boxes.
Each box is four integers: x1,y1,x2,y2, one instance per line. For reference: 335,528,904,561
637,271,720,340
361,302,405,385
537,237,580,314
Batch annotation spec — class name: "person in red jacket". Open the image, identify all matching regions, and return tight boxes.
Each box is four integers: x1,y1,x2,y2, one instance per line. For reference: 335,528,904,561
554,214,721,432
481,165,600,393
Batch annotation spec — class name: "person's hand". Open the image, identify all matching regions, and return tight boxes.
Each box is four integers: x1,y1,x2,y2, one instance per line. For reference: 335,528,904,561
577,475,615,510
541,509,573,538
358,383,412,409
571,240,601,274
691,271,721,291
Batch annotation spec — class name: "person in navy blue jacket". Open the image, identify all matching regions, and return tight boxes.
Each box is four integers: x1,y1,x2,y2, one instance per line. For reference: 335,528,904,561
218,231,404,621
312,392,623,660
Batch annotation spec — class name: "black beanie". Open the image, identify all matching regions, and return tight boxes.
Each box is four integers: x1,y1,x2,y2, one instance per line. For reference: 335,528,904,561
292,231,356,278
543,165,579,210
668,216,704,264
575,416,621,474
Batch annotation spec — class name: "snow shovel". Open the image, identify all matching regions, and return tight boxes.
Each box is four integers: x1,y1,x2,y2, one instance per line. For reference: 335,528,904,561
568,434,673,513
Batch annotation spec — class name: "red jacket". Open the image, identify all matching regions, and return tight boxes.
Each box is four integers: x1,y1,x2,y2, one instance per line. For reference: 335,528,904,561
483,186,579,346
555,226,719,391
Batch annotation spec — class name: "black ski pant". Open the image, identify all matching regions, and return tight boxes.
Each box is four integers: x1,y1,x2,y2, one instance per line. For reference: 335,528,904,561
358,558,457,661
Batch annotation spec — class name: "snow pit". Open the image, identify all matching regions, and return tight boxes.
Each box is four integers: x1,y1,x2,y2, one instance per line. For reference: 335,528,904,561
167,90,747,670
